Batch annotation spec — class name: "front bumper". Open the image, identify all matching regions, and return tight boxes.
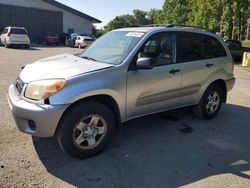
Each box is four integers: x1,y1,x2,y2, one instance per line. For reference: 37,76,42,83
7,84,69,137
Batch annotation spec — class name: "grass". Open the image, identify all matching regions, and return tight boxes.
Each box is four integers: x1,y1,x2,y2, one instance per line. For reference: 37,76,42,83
242,40,250,48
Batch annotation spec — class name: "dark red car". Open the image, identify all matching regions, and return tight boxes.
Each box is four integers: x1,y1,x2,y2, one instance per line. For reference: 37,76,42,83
37,32,59,45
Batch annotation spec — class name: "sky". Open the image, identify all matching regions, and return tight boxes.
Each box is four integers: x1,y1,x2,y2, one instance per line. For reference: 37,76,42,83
58,0,164,29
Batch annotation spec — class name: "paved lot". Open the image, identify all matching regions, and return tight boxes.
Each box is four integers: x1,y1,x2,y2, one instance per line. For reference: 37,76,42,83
0,45,250,188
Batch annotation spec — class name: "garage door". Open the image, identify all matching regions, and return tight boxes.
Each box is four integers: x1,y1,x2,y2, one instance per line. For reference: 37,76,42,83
0,4,63,42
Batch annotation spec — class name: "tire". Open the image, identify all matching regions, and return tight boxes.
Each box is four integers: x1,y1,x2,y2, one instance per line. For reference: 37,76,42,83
194,84,223,120
26,44,30,49
56,101,115,159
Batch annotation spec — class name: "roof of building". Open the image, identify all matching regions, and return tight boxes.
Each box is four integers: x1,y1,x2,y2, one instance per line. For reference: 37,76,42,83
42,0,101,23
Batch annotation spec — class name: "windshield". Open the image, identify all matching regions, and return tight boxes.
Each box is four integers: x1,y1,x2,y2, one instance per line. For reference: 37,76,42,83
80,31,145,65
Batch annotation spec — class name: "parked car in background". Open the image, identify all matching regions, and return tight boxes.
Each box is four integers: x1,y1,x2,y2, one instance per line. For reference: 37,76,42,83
225,40,250,61
7,25,235,159
80,34,96,40
75,36,94,48
59,33,70,45
0,26,30,48
37,32,59,45
225,40,244,60
66,33,80,47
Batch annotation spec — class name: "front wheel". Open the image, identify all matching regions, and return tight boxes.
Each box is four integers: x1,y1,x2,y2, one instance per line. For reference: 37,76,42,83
56,101,115,159
194,84,223,120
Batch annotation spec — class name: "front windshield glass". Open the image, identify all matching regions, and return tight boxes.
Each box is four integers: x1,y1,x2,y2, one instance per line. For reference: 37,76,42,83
80,31,145,65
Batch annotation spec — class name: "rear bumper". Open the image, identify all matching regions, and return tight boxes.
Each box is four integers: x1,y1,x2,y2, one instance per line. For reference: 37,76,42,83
6,39,30,45
225,77,236,92
7,84,68,137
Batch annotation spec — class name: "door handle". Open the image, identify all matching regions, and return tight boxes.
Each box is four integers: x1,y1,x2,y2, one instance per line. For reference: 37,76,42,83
169,69,180,74
206,63,214,68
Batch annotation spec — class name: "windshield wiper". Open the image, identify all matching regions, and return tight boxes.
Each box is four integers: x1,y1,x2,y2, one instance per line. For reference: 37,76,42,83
81,56,97,62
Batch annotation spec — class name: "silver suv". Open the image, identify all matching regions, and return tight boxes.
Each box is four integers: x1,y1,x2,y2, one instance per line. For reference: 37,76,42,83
7,25,235,158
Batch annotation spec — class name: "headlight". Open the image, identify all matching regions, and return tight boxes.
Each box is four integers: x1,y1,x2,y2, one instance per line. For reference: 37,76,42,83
25,79,65,100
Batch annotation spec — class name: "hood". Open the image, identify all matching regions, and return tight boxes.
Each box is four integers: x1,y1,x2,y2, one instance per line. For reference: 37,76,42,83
19,53,114,83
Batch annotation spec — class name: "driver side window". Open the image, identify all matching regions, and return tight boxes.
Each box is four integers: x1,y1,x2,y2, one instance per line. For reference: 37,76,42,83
139,33,176,66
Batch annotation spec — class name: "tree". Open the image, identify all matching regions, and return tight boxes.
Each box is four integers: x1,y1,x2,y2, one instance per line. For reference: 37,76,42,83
147,9,165,24
100,0,250,40
133,9,151,25
104,14,139,32
162,0,190,24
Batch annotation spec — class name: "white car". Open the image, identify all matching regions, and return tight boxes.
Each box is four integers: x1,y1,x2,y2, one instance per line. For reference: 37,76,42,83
75,36,94,48
0,26,30,48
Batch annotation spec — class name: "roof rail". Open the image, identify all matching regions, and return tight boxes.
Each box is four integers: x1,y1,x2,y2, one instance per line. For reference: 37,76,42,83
143,24,168,27
165,24,214,33
142,23,214,33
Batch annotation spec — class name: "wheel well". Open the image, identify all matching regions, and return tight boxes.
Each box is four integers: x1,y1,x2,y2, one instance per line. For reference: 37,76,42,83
58,95,121,130
210,79,227,103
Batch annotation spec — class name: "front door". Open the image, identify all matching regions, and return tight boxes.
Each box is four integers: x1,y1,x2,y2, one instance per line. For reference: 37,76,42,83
126,32,182,119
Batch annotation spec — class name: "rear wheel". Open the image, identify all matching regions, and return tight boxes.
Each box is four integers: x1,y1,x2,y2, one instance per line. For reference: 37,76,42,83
56,101,115,159
194,84,223,119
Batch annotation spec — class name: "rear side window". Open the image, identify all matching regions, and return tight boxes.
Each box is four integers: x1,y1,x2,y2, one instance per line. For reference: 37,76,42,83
209,37,227,58
180,32,227,62
84,39,94,42
10,28,27,35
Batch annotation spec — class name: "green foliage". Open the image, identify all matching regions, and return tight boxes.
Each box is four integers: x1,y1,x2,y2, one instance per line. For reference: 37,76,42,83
242,40,250,48
100,0,250,40
163,0,190,24
104,14,139,32
148,9,165,24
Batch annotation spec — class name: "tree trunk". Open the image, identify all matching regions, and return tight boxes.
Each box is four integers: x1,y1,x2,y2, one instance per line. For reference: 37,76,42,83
247,18,250,40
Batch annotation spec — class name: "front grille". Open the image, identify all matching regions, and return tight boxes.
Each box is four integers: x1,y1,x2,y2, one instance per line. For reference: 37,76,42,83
15,78,24,95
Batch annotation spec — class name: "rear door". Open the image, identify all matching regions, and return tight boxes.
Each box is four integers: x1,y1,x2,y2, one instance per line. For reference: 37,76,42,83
10,28,29,42
178,32,227,106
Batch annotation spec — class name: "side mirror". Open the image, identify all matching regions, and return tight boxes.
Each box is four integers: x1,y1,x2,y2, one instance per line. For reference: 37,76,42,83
136,57,154,70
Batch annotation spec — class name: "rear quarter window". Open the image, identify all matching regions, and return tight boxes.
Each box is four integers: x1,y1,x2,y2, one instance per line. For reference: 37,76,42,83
180,32,227,62
209,37,227,58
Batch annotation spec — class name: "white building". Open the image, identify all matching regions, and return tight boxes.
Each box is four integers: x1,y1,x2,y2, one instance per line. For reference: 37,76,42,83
0,0,101,41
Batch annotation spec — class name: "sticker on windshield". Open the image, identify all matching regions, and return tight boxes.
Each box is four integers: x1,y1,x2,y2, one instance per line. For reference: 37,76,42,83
126,32,144,38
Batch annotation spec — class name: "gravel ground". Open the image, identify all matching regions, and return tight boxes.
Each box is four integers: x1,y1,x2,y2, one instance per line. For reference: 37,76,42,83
0,45,250,188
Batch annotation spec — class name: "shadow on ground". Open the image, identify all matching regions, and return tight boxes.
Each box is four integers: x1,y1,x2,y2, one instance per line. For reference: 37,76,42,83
31,43,70,49
32,104,250,187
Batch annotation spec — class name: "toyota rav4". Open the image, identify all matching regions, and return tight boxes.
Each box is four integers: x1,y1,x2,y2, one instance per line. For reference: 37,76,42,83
7,25,235,158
